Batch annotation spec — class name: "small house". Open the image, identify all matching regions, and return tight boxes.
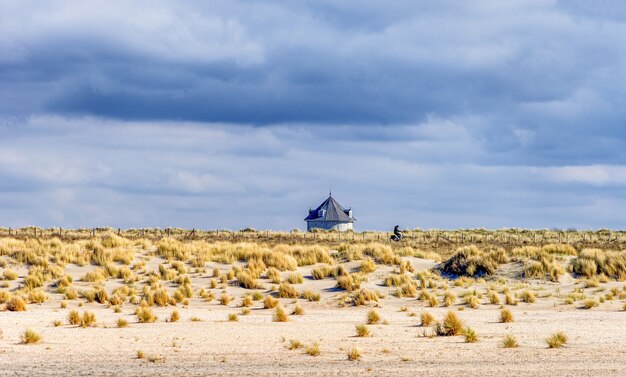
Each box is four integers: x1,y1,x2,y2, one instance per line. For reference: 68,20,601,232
304,193,356,231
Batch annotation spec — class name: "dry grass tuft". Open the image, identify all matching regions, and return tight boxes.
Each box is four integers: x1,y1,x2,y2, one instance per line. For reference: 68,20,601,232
273,305,289,322
80,311,97,327
292,304,304,315
520,290,536,303
355,323,370,337
136,307,157,323
20,328,41,344
6,295,27,311
502,334,519,348
436,311,464,336
169,310,180,323
300,290,321,302
546,331,568,348
263,295,279,309
420,312,435,326
305,342,320,356
68,309,81,325
462,327,479,343
500,308,514,323
219,293,232,306
287,339,302,350
117,318,128,328
228,313,239,322
278,282,298,298
359,258,376,274
582,299,598,309
347,347,362,361
367,309,381,324
439,246,504,277
3,269,18,280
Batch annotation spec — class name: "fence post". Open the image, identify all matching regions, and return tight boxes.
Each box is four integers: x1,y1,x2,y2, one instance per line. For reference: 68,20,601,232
8,227,11,236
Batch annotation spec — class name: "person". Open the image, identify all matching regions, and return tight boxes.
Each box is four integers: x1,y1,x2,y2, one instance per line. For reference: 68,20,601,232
391,225,403,241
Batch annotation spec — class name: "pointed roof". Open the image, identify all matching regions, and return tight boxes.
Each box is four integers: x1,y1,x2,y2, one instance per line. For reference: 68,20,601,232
304,195,356,222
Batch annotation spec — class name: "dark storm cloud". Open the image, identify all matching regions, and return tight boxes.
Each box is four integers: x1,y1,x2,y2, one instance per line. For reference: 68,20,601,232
2,1,626,229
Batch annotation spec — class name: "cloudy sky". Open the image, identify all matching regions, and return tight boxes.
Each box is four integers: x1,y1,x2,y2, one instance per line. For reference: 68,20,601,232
1,0,626,230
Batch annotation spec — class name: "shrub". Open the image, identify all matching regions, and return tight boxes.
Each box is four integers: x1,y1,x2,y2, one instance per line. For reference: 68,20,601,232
300,290,321,302
169,310,180,322
546,331,568,348
582,299,598,309
439,246,502,277
236,272,261,289
266,268,281,284
278,282,298,298
240,295,253,307
21,329,41,344
500,308,514,323
81,311,97,327
273,305,289,322
489,291,500,305
347,347,362,361
443,291,456,307
94,287,109,304
137,350,145,359
263,295,278,309
352,289,382,306
117,318,128,328
152,288,170,306
438,311,464,336
305,342,320,356
287,339,302,350
3,269,18,280
228,313,239,322
367,309,381,325
252,291,264,301
53,319,62,327
64,288,78,300
466,295,479,309
420,312,435,327
28,290,47,304
336,274,358,291
68,309,81,325
360,258,376,274
502,334,518,348
293,305,304,315
463,327,478,343
219,293,231,306
311,265,333,279
136,307,157,323
520,290,536,303
6,295,26,311
286,273,304,284
355,323,370,337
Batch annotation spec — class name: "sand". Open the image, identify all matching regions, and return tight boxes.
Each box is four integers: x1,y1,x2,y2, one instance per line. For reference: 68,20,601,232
1,257,625,377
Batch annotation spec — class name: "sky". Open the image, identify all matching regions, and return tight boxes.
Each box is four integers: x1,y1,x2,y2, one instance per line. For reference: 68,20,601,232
1,0,626,231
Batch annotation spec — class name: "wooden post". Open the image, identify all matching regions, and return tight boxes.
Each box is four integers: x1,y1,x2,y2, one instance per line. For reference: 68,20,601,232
8,227,11,236
34,228,37,237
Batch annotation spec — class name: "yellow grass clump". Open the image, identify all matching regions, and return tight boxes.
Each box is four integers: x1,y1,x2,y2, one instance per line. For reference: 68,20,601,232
273,305,289,322
502,334,519,348
21,328,41,344
347,347,362,361
6,295,27,311
355,323,370,337
500,308,514,323
436,311,464,336
546,331,568,348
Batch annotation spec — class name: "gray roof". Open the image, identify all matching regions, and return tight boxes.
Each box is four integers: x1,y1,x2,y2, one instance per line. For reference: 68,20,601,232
304,195,356,222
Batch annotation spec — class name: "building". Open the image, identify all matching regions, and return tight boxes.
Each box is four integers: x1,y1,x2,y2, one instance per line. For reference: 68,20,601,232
304,193,356,231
